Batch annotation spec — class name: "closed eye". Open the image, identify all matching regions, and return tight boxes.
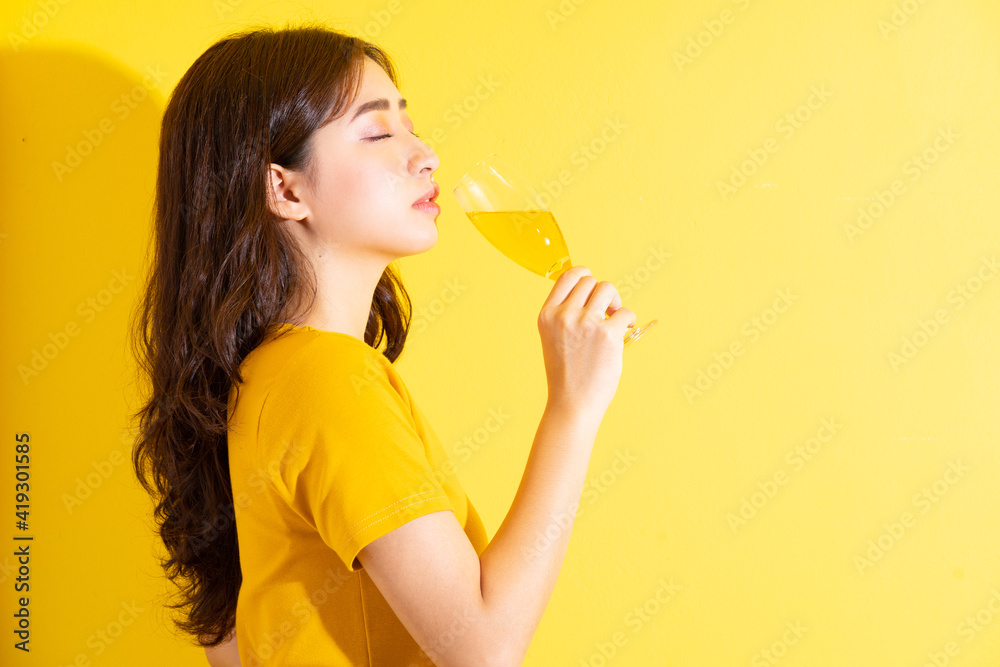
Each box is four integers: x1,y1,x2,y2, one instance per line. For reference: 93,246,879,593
366,131,421,142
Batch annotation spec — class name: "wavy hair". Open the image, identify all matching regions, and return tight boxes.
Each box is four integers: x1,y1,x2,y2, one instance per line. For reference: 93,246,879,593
128,23,412,647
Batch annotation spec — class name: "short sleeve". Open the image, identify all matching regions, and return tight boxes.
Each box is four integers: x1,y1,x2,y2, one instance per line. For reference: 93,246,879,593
257,336,454,572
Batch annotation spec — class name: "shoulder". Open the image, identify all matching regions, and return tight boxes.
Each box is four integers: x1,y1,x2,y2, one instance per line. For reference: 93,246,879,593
256,328,405,422
252,329,422,480
252,327,389,385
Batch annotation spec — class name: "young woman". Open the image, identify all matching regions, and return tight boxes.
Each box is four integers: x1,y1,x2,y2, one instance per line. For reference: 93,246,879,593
130,23,636,667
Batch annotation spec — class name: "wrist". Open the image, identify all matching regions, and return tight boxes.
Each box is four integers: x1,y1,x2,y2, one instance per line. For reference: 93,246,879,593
543,396,606,435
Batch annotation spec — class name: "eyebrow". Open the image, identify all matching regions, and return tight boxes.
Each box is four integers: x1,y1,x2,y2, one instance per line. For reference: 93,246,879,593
349,97,407,123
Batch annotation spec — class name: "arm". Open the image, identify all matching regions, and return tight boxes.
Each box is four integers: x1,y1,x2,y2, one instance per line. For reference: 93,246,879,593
359,403,601,666
359,266,634,666
203,630,241,667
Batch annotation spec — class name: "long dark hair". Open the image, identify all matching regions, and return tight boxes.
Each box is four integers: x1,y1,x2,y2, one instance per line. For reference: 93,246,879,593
128,23,412,647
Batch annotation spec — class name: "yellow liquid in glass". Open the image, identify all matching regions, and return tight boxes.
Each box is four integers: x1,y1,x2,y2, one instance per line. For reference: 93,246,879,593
465,210,573,279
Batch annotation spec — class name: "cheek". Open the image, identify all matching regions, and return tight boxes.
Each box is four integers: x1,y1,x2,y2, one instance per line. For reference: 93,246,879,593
316,160,359,211
311,158,402,245
317,158,387,215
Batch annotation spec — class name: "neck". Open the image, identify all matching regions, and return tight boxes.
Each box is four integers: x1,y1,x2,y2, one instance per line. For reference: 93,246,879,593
282,250,387,342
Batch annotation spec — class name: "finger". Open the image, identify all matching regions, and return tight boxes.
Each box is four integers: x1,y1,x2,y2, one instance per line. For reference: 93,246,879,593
542,265,592,310
606,306,637,331
564,275,599,311
604,287,623,315
583,281,620,319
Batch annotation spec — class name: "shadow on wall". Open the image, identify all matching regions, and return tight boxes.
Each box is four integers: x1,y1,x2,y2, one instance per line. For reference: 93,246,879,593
0,44,162,378
0,44,191,664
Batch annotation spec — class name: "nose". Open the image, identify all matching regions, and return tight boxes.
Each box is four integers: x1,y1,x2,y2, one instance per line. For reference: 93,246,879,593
409,137,439,176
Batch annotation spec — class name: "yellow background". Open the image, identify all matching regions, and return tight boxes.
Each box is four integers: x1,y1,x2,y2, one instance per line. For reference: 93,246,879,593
2,0,999,665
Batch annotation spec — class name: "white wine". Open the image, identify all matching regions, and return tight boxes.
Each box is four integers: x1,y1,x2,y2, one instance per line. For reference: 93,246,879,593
465,210,572,279
455,155,659,346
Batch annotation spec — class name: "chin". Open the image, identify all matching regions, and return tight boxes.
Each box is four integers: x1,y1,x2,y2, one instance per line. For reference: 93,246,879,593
415,225,439,252
393,225,438,258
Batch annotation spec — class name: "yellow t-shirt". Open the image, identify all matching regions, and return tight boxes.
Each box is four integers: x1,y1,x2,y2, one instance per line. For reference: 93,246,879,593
227,322,489,666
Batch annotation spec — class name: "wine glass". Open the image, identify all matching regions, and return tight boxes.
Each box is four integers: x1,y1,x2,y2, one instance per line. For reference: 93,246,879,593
452,153,659,348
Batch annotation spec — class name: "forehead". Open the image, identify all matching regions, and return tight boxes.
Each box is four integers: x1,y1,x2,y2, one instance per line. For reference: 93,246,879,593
325,56,409,133
354,56,400,101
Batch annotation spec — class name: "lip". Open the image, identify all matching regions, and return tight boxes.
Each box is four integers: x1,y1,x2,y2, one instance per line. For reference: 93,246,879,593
413,183,440,206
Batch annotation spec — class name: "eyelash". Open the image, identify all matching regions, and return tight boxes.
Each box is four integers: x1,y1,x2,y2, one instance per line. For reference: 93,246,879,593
366,131,420,142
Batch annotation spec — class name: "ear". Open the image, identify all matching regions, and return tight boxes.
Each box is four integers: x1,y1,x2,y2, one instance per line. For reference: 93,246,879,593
267,163,309,221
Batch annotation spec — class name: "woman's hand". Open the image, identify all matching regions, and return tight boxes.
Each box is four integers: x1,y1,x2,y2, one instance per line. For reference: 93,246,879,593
536,265,636,419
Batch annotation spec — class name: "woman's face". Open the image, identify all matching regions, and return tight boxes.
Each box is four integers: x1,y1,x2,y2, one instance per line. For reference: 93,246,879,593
281,56,441,261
